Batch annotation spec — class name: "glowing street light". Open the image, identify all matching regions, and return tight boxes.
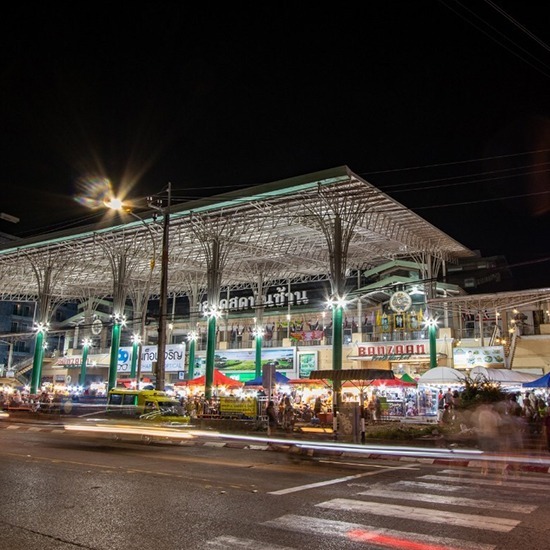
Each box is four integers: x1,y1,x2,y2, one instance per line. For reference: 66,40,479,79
423,316,439,369
130,333,141,380
104,184,171,391
30,322,49,395
79,337,93,387
187,331,198,380
252,324,264,378
108,312,126,391
203,305,223,399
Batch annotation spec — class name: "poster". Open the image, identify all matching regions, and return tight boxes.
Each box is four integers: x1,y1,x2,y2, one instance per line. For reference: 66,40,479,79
297,351,318,378
453,346,505,369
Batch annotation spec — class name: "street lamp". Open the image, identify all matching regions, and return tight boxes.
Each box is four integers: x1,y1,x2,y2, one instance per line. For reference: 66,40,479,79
108,312,126,391
252,324,264,378
187,331,198,380
104,184,171,392
30,322,49,395
203,304,223,399
424,316,439,369
130,333,141,382
79,337,93,388
147,182,171,391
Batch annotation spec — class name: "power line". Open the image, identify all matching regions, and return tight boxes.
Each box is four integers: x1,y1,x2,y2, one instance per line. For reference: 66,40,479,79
439,0,550,78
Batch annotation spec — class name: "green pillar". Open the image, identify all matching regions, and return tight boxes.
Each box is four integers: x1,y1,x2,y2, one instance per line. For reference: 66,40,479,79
429,322,438,369
30,329,46,395
188,337,196,380
79,343,90,387
205,314,217,399
332,303,344,413
255,330,263,378
108,321,122,392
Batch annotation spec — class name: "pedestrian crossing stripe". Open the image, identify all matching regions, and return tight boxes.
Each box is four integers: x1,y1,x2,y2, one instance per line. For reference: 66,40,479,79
316,499,519,532
263,514,495,550
206,535,294,549
358,487,537,513
420,474,550,491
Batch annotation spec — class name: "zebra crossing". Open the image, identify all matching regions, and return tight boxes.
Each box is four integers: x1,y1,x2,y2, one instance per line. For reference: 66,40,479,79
206,467,550,549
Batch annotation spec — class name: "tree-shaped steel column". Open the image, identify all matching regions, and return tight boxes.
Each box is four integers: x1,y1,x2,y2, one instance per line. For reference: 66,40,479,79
27,262,58,395
204,238,222,399
302,182,374,414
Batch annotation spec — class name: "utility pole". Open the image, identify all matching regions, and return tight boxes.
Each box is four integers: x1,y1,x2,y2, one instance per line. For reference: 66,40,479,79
149,183,171,391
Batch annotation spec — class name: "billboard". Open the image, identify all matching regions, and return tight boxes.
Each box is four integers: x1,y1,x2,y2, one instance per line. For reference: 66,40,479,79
193,347,296,382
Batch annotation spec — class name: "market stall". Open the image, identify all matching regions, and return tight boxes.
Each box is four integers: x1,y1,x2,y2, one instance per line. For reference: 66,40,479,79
469,366,538,386
416,367,466,416
175,369,244,396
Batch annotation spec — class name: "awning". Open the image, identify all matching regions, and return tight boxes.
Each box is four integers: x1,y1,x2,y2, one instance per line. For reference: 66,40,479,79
309,369,395,382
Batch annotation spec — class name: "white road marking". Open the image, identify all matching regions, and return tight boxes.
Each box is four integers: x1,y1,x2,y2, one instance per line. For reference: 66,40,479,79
359,487,537,513
421,474,550,491
263,514,495,550
439,469,550,484
317,499,520,532
206,535,294,549
392,480,463,492
267,465,412,495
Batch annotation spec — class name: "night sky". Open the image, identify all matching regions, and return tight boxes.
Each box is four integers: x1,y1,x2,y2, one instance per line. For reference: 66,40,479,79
1,2,549,290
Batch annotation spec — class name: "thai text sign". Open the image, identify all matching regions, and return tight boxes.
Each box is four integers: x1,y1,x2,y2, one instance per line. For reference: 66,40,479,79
219,397,257,417
117,344,186,373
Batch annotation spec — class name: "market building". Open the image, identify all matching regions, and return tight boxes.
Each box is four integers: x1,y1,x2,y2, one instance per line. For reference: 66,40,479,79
0,166,549,412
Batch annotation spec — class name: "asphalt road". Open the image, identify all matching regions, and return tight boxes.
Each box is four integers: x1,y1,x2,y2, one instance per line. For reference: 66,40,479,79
1,420,549,550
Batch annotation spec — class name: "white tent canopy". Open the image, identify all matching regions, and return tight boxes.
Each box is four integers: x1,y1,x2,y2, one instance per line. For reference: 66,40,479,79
417,367,465,385
469,366,538,385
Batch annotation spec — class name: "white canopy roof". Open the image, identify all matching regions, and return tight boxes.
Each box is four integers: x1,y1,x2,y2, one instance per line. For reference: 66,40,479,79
469,366,538,385
417,366,465,385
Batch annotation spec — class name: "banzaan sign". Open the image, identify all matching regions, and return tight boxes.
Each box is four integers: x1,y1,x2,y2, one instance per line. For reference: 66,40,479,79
355,342,428,361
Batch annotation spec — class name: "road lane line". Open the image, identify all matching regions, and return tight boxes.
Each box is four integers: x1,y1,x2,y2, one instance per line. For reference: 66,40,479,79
267,465,415,495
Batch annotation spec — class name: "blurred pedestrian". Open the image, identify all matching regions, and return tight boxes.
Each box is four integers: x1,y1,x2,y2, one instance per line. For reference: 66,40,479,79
544,409,550,452
441,404,452,425
474,403,501,475
374,395,382,422
282,396,295,432
314,396,322,418
266,400,278,435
